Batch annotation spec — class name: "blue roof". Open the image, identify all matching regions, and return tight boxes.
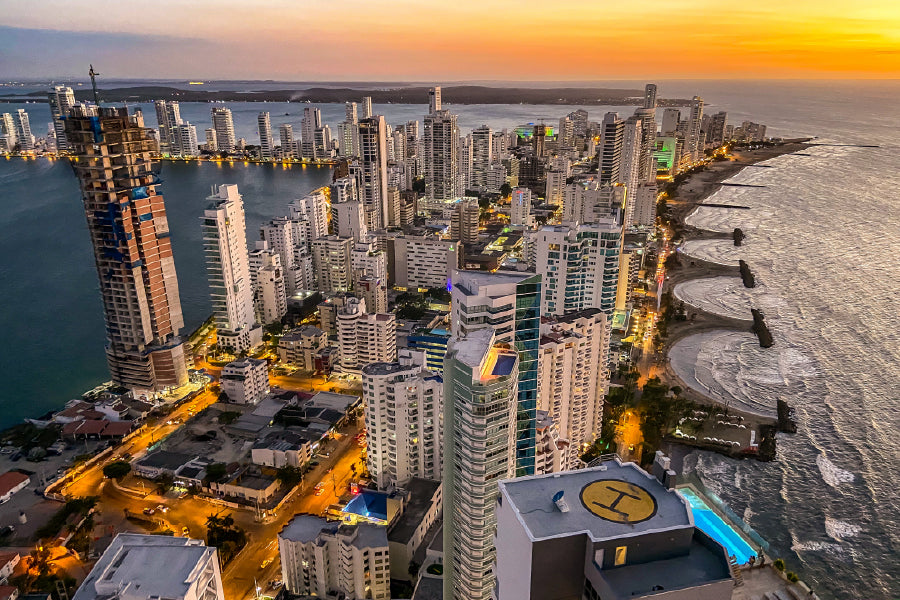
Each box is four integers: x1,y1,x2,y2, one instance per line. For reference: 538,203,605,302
343,490,389,521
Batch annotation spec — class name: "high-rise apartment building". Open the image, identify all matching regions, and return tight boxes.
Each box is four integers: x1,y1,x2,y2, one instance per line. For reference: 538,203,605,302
257,112,274,159
558,116,575,149
391,235,460,290
358,116,390,229
621,117,643,225
404,120,420,178
424,110,459,200
598,112,624,184
567,109,589,140
510,187,533,229
278,123,295,158
443,329,519,600
172,122,198,157
450,197,480,246
428,86,441,113
686,96,704,162
154,100,182,154
300,106,322,159
279,515,390,600
660,107,681,137
471,125,493,190
451,270,542,475
66,107,188,393
706,111,728,146
333,200,368,241
494,456,735,600
204,128,217,152
202,184,260,353
537,309,609,459
311,235,352,293
211,107,236,153
336,297,396,373
48,85,76,152
361,96,373,119
643,82,658,109
14,109,34,151
1,112,18,151
563,180,626,224
530,221,622,316
249,241,287,325
363,349,442,489
73,534,224,600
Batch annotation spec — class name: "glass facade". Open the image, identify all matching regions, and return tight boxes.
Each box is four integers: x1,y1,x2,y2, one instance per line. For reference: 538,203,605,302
513,275,541,476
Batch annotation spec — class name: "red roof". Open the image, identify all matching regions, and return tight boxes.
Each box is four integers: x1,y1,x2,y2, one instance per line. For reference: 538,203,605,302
0,552,19,568
0,472,29,496
0,584,18,600
101,421,134,437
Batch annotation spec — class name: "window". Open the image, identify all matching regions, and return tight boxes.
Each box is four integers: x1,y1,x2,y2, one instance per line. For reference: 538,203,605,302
614,545,627,566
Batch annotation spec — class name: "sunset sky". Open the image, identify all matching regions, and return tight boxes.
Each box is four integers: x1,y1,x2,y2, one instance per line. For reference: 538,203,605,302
1,0,898,80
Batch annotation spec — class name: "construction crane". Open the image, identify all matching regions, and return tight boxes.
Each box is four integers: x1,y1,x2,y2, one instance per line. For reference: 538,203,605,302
89,64,101,105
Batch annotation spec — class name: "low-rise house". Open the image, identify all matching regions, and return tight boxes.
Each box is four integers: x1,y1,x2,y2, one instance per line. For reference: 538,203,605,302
0,552,20,582
210,470,279,504
133,451,193,480
52,401,104,424
61,420,134,441
251,431,315,469
0,472,30,504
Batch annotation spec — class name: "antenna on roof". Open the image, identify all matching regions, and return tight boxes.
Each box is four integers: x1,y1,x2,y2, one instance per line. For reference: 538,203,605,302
89,64,101,106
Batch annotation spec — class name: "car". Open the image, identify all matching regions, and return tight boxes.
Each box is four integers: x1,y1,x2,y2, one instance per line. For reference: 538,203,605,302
314,487,325,496
143,508,155,515
260,559,272,569
270,580,283,589
0,525,15,537
10,453,21,462
309,460,319,467
182,527,190,536
156,504,169,513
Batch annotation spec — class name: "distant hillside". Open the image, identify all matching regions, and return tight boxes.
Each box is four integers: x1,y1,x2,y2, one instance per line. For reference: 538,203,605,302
11,85,691,106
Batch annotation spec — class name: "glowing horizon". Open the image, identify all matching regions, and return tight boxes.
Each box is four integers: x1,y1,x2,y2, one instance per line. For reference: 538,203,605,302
1,0,897,80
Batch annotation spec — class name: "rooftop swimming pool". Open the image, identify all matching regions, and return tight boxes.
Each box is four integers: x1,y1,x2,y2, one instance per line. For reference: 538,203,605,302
678,487,757,564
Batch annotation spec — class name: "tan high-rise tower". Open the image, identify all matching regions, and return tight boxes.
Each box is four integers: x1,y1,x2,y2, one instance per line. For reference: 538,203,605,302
66,106,188,393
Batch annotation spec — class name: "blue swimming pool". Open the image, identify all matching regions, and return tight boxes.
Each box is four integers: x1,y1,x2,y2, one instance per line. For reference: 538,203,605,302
678,488,757,564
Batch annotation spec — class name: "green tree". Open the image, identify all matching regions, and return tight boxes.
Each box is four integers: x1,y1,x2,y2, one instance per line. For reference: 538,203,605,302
276,465,303,488
103,461,131,480
499,182,512,197
204,463,228,485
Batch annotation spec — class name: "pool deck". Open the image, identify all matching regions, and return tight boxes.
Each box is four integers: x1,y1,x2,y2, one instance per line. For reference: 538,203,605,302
733,565,821,600
677,484,763,559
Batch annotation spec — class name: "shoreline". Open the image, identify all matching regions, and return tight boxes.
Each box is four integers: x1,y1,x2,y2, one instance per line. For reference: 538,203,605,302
655,140,811,459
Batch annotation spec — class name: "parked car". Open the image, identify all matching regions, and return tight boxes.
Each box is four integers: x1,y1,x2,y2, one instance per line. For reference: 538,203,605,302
143,508,155,516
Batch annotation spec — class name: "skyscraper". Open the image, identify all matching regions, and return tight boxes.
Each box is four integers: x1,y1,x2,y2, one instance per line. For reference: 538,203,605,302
450,198,480,246
428,86,441,113
257,112,274,160
172,122,198,157
443,328,519,600
14,109,34,152
278,123,295,159
470,125,493,190
686,96,704,162
300,106,322,160
451,270,542,476
1,112,17,151
211,107,236,153
358,115,389,229
154,100,182,154
361,96,373,119
202,184,260,353
598,112,624,184
530,221,622,316
643,82,658,109
424,109,459,200
510,187,533,228
204,128,217,153
48,86,76,152
362,349,443,489
66,106,188,393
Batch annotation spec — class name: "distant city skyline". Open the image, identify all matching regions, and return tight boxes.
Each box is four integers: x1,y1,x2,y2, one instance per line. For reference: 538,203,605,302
1,0,897,80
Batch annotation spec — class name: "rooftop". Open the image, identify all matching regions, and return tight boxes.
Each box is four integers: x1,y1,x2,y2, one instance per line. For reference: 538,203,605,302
72,534,217,600
135,451,193,471
498,458,692,542
388,478,441,544
0,471,30,496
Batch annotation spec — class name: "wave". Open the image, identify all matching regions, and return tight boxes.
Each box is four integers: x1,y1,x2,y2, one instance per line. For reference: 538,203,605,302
824,518,862,542
816,454,855,487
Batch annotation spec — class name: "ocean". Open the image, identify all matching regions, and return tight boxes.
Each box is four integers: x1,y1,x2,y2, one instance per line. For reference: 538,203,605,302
1,81,899,598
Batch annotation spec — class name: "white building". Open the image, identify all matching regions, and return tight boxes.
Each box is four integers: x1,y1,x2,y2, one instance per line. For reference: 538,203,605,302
14,109,34,152
249,241,287,325
202,184,260,354
220,358,269,405
424,109,459,200
337,297,396,374
311,235,353,293
530,221,622,316
362,350,442,489
289,191,329,243
72,534,224,600
391,235,460,290
204,128,217,152
494,457,734,600
333,200,368,241
450,197,480,246
260,217,300,293
251,431,314,469
210,107,236,153
48,85,76,152
563,179,626,224
686,96,705,162
510,187,533,229
351,240,388,313
279,514,390,600
631,183,657,228
538,309,609,459
257,112,274,159
172,122,198,157
278,325,327,371
442,329,518,600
